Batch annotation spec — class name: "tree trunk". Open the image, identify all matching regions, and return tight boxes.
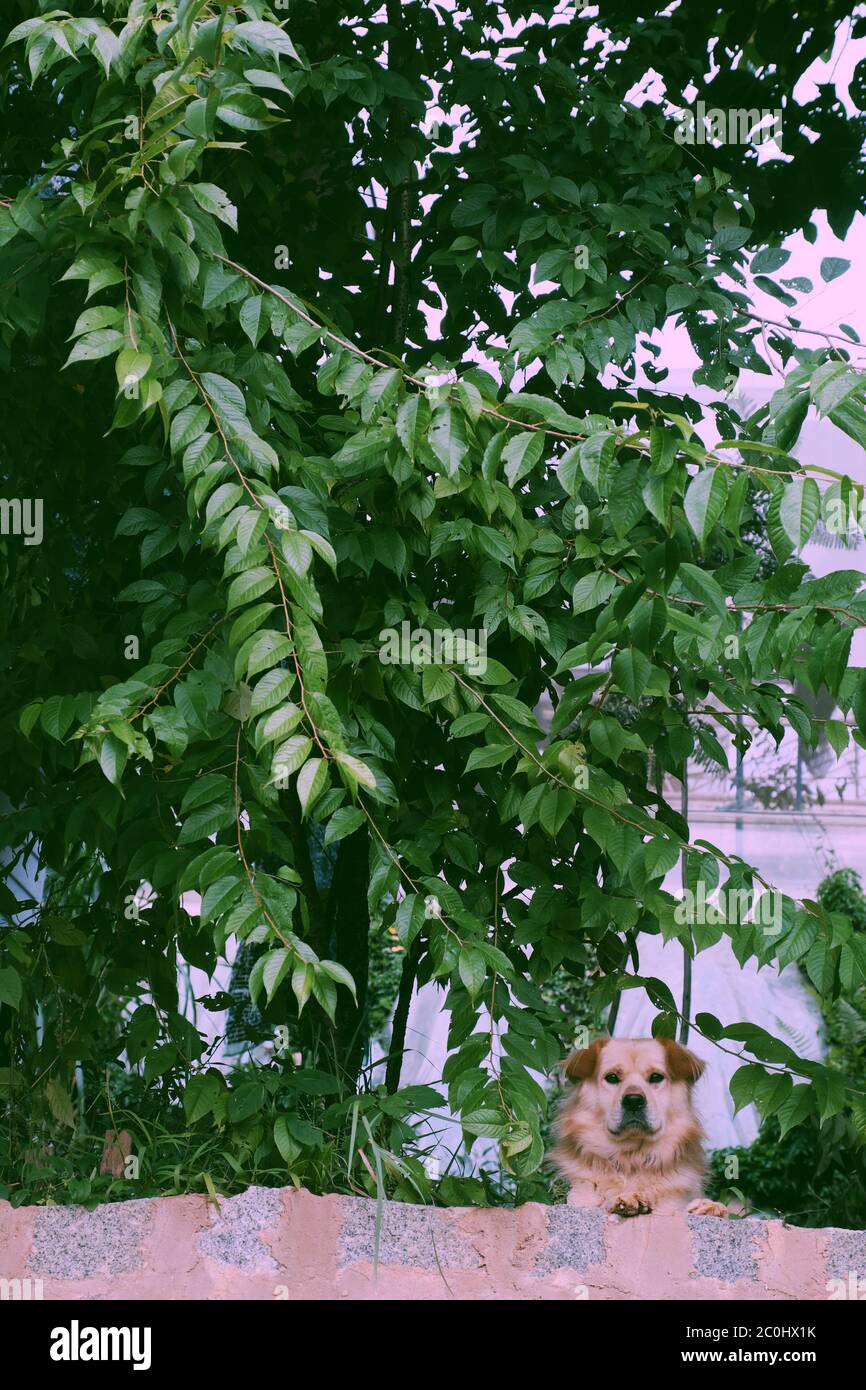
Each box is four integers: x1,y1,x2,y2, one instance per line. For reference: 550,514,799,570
329,826,370,1086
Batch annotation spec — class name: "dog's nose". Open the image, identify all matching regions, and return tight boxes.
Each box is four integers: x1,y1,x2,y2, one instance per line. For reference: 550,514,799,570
621,1091,646,1111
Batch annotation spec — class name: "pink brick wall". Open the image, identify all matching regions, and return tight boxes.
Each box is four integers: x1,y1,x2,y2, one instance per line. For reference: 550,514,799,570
1,1187,863,1300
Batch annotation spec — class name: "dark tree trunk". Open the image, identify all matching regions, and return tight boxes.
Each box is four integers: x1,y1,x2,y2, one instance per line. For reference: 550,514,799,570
329,826,370,1086
383,0,415,358
386,933,421,1093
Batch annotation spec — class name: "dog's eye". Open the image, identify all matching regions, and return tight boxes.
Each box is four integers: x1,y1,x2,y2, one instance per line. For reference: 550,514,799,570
648,1072,665,1084
603,1072,621,1085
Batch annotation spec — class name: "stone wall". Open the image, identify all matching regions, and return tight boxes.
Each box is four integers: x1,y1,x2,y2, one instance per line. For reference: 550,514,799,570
1,1187,863,1300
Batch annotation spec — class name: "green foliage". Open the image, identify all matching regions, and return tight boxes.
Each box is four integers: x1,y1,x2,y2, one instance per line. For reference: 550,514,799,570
708,1114,866,1229
0,1055,452,1209
709,867,866,1227
2,0,866,1205
816,868,866,936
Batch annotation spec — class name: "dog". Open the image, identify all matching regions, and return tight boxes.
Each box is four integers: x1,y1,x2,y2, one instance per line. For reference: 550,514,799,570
550,1036,730,1217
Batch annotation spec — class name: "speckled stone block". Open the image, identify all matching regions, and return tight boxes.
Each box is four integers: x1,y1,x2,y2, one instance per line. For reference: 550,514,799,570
533,1206,606,1275
825,1226,866,1282
338,1197,481,1270
197,1185,282,1272
688,1214,761,1281
30,1199,150,1279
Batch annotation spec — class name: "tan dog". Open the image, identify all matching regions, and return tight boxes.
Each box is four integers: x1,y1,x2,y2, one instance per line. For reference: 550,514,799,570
550,1037,729,1217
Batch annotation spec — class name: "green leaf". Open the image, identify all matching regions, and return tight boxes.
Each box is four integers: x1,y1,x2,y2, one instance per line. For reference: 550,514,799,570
465,743,512,772
178,801,235,844
557,445,581,496
572,572,617,614
184,1072,223,1124
428,404,468,477
751,248,790,274
0,967,23,1011
461,1109,511,1139
311,971,338,1023
280,529,312,576
200,875,244,924
258,702,303,744
684,467,729,544
611,648,651,702
69,305,123,339
297,757,328,815
320,959,357,1000
228,1080,265,1123
678,563,727,618
820,257,851,283
63,330,125,368
188,183,238,232
217,92,273,132
729,1063,766,1114
421,665,455,702
115,349,152,389
244,631,294,678
228,602,275,651
274,1115,301,1163
458,947,486,998
333,750,377,789
804,938,835,995
251,669,295,716
291,964,314,1015
45,1078,76,1128
323,806,366,844
226,566,276,610
205,482,243,528
99,735,128,786
19,701,42,738
396,394,430,460
231,20,301,63
502,430,544,487
40,695,75,741
181,773,233,815
396,894,425,946
824,720,849,759
302,530,337,572
263,948,293,1003
239,294,267,346
171,404,210,452
272,735,313,778
779,477,820,549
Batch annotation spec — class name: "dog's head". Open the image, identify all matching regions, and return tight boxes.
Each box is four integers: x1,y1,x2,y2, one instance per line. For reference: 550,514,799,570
561,1036,704,1151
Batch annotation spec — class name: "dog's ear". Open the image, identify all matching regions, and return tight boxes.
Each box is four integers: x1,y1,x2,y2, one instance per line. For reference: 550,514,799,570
660,1037,705,1084
562,1037,608,1083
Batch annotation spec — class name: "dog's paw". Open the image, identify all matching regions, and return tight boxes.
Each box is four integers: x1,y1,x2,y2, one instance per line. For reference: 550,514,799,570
609,1191,652,1217
687,1198,729,1218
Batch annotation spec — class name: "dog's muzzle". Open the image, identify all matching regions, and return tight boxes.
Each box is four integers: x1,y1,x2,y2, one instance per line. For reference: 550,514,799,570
610,1091,657,1135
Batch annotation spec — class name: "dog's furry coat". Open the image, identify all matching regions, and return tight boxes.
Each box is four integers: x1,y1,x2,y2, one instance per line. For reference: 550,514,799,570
550,1037,729,1217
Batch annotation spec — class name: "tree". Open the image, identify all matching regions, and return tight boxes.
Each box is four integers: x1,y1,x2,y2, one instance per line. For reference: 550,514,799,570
2,0,866,1201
